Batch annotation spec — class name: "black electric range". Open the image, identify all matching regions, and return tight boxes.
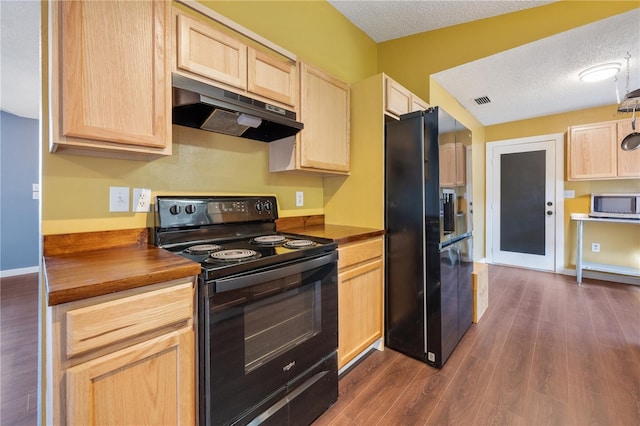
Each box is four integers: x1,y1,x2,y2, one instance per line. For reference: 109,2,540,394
153,195,336,281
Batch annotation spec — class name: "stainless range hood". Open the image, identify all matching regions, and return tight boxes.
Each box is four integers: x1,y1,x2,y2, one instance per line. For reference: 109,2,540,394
172,73,303,142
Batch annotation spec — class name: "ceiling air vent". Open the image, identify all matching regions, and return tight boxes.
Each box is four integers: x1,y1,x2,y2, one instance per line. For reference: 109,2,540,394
474,95,491,105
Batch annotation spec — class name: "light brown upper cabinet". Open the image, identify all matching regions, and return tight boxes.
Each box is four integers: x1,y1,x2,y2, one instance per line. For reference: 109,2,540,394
269,62,350,174
175,12,247,90
174,11,297,108
384,76,429,118
616,120,640,177
567,119,640,180
439,143,465,187
49,0,172,159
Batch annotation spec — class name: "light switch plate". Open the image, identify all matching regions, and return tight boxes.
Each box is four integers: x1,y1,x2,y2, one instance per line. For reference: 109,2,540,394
109,187,130,212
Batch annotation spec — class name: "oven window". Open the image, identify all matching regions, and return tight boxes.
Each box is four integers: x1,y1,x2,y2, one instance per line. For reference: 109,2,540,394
245,281,321,373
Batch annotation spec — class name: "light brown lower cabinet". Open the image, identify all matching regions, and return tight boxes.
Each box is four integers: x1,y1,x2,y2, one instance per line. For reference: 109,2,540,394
65,327,193,425
337,237,384,369
45,278,196,425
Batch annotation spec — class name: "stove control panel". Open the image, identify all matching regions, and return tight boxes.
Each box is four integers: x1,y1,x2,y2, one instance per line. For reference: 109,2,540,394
156,196,278,228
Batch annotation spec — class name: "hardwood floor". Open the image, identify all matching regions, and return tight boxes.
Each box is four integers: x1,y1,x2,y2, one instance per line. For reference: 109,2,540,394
315,265,640,426
1,267,638,425
1,273,38,426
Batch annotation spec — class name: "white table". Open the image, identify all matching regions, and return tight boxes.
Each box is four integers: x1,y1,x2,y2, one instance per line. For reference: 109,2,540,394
571,213,640,284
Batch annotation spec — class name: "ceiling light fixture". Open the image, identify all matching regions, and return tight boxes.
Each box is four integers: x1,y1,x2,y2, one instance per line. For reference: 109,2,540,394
579,63,621,82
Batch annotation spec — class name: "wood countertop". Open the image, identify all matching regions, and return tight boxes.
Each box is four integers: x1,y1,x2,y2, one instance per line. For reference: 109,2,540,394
43,229,200,306
285,224,385,245
42,223,384,306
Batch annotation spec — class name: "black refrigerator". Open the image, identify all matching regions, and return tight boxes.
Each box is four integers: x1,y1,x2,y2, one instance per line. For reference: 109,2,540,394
384,107,473,369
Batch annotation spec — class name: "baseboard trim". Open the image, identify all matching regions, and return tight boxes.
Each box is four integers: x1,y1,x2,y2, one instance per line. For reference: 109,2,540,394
1,266,39,278
338,338,384,376
561,268,640,286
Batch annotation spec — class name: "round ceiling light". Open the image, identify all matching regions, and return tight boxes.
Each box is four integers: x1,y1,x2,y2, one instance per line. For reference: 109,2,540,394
579,63,621,82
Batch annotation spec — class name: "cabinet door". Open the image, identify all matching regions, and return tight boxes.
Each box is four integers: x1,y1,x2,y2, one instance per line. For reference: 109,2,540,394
411,95,429,112
248,48,297,107
299,63,350,172
617,120,640,177
338,259,383,369
176,12,247,90
385,77,412,116
66,327,194,425
439,143,457,187
51,0,171,155
567,122,617,180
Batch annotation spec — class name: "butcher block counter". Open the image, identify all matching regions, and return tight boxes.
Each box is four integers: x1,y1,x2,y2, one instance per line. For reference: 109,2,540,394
43,228,200,305
43,228,199,425
276,216,385,245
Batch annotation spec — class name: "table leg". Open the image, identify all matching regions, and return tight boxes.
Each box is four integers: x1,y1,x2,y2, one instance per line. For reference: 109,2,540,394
576,220,583,285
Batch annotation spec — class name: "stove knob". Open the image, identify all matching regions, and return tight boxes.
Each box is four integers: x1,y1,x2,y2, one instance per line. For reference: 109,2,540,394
264,200,272,212
255,201,263,212
185,204,196,214
169,205,181,215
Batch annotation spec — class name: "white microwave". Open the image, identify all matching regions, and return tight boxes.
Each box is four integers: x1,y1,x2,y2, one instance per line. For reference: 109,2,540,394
590,193,640,220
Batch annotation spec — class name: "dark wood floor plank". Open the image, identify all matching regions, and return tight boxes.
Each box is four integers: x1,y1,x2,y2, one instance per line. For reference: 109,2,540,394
567,384,615,426
598,343,640,419
473,401,525,426
583,284,629,347
424,355,496,425
377,363,450,425
522,389,569,426
0,273,38,426
481,271,542,417
604,283,640,363
339,352,421,424
538,272,571,324
313,349,400,425
529,319,568,403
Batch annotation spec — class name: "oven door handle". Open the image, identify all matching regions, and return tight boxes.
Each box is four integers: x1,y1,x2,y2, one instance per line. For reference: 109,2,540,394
214,251,338,293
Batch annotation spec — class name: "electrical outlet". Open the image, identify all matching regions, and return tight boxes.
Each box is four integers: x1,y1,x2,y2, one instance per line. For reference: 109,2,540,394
109,187,130,212
133,188,151,212
591,243,600,253
296,191,304,207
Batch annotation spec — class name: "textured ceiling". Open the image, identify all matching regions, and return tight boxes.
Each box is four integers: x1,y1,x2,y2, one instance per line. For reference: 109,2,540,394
328,0,556,43
0,1,40,120
329,1,640,126
433,9,640,125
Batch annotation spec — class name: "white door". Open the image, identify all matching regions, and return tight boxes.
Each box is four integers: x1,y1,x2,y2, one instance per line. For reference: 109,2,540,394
486,134,564,272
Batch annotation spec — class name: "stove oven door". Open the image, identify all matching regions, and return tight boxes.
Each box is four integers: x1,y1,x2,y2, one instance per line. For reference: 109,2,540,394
200,251,338,426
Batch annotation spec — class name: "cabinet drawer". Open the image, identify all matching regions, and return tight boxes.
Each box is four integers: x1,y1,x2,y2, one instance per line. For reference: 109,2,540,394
338,237,383,270
65,281,193,359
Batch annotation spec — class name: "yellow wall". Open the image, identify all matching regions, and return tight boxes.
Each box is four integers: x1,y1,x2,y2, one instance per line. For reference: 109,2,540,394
324,74,385,228
41,0,377,235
